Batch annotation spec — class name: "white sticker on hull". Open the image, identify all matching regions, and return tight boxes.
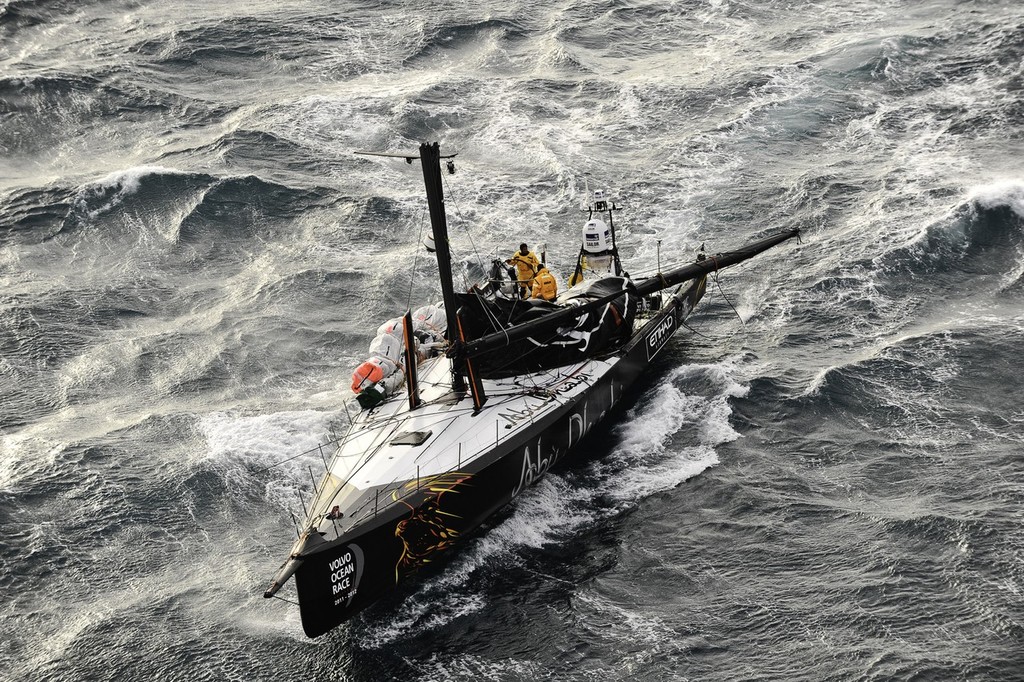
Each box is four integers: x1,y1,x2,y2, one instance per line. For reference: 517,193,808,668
645,313,677,361
329,545,363,608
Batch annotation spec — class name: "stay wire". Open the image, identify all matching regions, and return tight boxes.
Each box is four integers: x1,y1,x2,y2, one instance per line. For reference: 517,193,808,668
442,171,486,276
407,204,428,312
471,288,509,336
679,310,713,340
712,270,744,324
679,282,713,339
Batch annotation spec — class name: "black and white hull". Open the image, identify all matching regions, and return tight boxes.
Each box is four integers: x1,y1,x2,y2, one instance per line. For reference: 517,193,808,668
263,141,800,638
276,277,706,638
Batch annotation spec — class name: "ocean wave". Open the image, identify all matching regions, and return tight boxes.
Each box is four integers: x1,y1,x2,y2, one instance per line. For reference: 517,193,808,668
200,129,333,178
0,0,75,30
860,23,1024,160
243,268,365,314
0,72,103,104
403,653,549,682
69,165,201,219
0,292,163,433
174,174,336,244
0,72,219,160
857,182,1024,290
131,20,305,70
1,291,103,364
403,18,528,67
129,13,429,81
0,71,182,116
969,180,1024,220
0,438,183,594
56,166,336,247
876,511,988,550
766,179,1022,402
592,362,741,503
878,18,1024,90
810,352,951,421
54,165,211,244
791,317,1024,425
0,185,74,243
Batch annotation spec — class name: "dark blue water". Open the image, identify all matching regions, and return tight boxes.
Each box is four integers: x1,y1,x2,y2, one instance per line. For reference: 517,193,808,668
2,0,1023,679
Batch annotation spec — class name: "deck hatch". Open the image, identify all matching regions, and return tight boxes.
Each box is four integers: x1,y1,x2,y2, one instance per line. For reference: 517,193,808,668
389,430,433,446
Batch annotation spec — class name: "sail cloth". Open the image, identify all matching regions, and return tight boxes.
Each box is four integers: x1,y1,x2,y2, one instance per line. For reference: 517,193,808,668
350,303,448,408
455,276,638,378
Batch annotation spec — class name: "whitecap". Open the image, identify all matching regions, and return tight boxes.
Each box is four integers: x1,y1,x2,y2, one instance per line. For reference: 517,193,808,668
968,180,1024,219
74,165,190,219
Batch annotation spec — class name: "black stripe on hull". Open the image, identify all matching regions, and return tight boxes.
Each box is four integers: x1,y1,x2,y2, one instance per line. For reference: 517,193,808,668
295,278,707,637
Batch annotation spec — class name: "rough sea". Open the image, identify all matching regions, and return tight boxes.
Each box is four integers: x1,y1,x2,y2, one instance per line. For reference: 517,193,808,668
2,0,1023,679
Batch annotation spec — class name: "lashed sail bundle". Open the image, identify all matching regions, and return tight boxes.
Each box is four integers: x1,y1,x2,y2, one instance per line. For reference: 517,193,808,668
454,276,638,378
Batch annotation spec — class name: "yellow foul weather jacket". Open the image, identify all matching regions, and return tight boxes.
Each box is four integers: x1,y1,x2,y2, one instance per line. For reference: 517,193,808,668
531,268,558,301
507,250,540,290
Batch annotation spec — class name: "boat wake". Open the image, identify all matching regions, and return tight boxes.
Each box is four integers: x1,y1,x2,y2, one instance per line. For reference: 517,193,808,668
595,361,746,503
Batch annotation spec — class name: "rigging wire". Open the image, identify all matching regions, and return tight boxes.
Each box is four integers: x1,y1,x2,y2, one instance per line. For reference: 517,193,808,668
679,317,713,339
683,279,714,338
407,203,428,312
442,170,486,276
470,288,510,336
712,270,745,324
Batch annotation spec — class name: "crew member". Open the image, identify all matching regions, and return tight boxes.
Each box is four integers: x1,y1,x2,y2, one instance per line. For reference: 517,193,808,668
531,265,558,301
506,243,540,299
